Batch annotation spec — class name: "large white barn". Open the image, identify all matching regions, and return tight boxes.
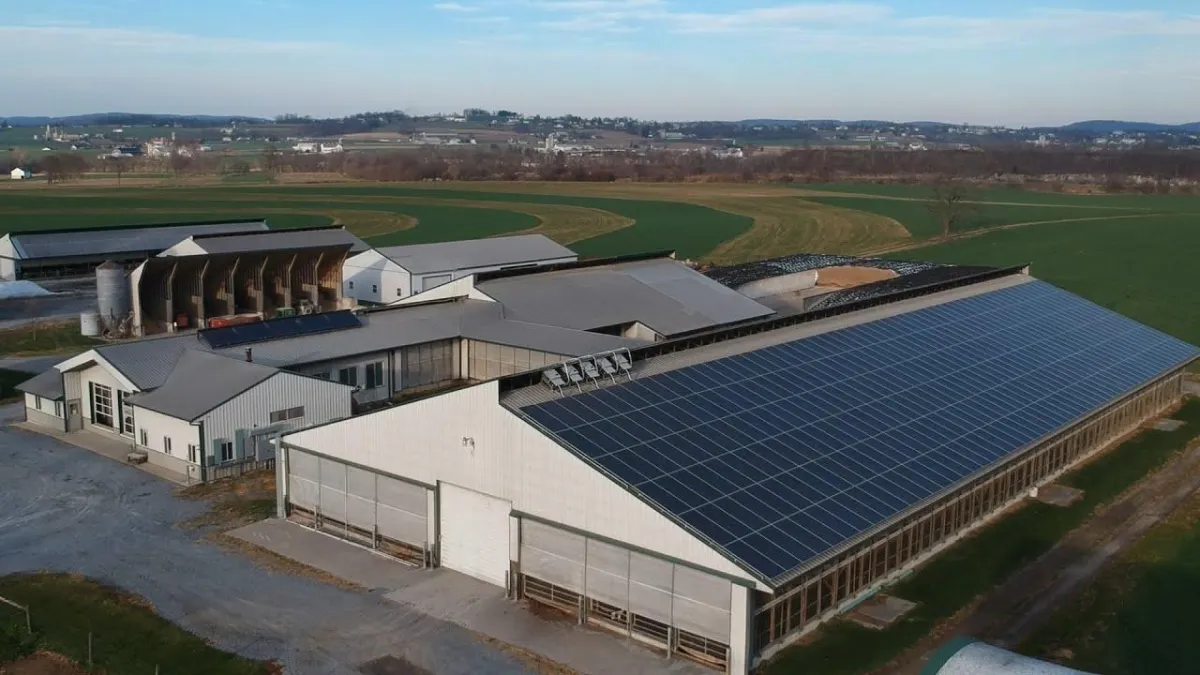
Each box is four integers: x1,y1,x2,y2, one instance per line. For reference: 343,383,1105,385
278,257,1198,673
341,234,577,304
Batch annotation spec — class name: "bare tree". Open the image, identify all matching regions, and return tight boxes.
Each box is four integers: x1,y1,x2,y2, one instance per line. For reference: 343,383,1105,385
261,144,281,174
928,182,977,239
111,157,131,185
168,151,191,177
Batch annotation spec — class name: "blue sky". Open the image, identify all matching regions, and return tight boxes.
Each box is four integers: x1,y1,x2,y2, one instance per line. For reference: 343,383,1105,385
2,1,1197,125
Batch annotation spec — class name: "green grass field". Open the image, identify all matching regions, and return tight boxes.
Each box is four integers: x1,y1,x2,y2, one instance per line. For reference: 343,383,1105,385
761,400,1200,675
1021,474,1200,674
0,573,273,674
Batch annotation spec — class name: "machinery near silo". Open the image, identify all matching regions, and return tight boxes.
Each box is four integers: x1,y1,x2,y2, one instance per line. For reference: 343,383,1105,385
79,311,101,337
95,261,134,337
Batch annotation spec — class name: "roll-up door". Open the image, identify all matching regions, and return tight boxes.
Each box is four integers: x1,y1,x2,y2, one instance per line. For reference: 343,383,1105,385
285,448,429,563
517,518,733,671
439,483,511,588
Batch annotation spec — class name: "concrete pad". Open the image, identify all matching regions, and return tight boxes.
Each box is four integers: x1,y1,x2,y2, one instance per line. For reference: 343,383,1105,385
1153,419,1186,432
1034,484,1085,508
231,520,708,675
848,595,917,629
12,422,190,486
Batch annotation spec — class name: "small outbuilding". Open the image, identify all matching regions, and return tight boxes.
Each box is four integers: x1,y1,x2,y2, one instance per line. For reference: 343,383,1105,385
10,168,30,180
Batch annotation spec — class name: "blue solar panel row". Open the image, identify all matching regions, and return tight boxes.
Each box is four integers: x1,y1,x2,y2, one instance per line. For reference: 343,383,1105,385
199,310,362,349
519,280,1199,582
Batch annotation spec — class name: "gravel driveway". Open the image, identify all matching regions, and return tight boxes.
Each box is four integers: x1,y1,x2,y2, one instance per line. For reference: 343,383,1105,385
0,404,532,675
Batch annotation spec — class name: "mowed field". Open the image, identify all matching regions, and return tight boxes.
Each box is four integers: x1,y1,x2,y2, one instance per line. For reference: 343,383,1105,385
1,178,1198,339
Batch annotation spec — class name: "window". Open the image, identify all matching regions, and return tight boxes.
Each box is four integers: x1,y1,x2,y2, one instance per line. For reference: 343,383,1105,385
371,284,378,294
348,280,355,290
338,367,357,387
316,371,331,380
54,401,62,418
269,406,305,423
92,383,114,427
120,391,134,435
34,395,42,411
139,429,148,446
163,436,172,455
365,361,384,389
188,444,199,463
219,441,234,463
397,287,403,298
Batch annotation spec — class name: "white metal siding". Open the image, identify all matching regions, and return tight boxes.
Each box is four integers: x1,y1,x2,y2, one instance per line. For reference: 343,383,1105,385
292,353,393,405
284,380,758,587
202,372,351,463
440,483,512,587
63,370,82,402
392,276,495,306
343,250,411,304
419,273,453,293
135,407,200,461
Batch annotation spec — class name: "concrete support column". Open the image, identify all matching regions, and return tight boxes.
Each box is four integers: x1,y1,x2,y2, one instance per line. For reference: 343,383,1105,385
426,488,438,565
728,584,754,675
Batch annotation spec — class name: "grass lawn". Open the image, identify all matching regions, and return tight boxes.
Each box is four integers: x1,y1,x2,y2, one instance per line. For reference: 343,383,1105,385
762,399,1200,675
891,214,1200,346
0,321,99,357
802,183,1200,211
1021,470,1200,674
0,368,29,401
0,573,274,674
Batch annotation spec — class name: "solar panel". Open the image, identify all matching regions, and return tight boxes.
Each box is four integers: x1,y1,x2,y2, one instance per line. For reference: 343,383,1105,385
519,281,1199,582
199,310,362,349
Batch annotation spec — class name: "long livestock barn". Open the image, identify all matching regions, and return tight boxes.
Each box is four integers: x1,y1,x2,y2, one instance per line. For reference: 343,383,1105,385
0,219,269,280
279,260,1198,673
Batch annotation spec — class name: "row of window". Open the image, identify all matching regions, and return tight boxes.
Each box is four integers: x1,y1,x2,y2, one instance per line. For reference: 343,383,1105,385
269,406,305,424
138,428,233,463
315,362,386,389
347,280,403,298
31,395,64,418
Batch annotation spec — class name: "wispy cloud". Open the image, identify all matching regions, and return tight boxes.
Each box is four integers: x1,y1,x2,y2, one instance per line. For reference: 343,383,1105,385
461,15,512,24
434,2,478,12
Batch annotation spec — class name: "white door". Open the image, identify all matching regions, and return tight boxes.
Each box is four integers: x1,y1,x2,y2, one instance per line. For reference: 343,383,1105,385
439,483,511,587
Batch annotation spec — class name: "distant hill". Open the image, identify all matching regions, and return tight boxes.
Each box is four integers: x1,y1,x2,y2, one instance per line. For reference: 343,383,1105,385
1058,120,1200,134
1,113,271,127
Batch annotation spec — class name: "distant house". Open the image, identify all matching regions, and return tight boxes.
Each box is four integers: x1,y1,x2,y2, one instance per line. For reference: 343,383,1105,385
10,168,30,180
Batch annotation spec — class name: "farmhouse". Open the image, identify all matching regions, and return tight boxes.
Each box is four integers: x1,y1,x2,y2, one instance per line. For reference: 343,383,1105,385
0,219,269,281
342,234,577,304
273,258,1197,674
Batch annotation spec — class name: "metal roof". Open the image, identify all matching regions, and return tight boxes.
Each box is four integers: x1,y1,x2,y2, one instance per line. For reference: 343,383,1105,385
126,350,278,421
5,220,268,260
704,253,939,289
164,227,365,256
376,234,577,275
477,258,775,337
462,317,644,357
15,369,64,400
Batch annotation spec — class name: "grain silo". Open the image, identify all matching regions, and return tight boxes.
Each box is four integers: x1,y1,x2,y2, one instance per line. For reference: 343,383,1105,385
96,261,131,328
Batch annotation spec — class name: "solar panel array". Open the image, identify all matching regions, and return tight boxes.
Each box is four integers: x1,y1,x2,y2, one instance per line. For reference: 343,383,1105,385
199,310,362,349
520,281,1199,582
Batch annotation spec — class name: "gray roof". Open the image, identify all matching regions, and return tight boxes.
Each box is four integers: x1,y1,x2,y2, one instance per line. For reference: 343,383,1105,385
15,369,64,400
126,350,278,421
462,318,643,357
172,228,365,256
477,258,775,337
377,234,576,275
6,221,268,260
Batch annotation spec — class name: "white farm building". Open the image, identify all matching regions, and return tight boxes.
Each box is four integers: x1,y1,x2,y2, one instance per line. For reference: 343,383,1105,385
341,234,577,304
16,249,1198,672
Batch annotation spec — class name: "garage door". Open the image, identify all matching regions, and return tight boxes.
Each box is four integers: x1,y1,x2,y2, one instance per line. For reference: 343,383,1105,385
420,273,452,292
287,448,429,561
439,483,511,587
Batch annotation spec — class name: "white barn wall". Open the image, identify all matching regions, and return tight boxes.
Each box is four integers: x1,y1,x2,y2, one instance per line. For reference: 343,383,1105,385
392,276,495,306
201,372,352,462
291,352,394,405
343,250,411,304
23,393,65,431
0,235,18,280
78,363,131,435
135,406,199,462
286,381,761,588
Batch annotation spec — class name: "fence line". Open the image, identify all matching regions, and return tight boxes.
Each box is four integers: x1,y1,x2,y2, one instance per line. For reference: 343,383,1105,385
0,593,31,633
1,596,165,673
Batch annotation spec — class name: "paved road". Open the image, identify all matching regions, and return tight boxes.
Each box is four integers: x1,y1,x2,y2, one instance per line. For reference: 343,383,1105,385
0,404,532,675
0,355,66,374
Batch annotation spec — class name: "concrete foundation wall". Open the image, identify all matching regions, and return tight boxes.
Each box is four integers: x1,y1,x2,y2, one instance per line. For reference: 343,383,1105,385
736,270,818,300
24,404,66,432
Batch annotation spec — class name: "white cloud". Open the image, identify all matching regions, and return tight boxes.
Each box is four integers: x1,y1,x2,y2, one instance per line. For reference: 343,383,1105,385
434,2,478,12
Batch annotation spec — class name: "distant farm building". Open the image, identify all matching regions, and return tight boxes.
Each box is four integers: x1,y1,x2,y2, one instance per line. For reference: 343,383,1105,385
342,234,577,304
0,220,269,282
10,168,30,180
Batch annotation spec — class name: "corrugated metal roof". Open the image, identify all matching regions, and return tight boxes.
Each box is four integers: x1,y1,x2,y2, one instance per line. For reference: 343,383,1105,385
462,318,643,357
171,228,365,256
377,234,577,275
15,369,64,400
477,258,774,337
704,253,938,288
9,220,268,260
126,350,277,421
